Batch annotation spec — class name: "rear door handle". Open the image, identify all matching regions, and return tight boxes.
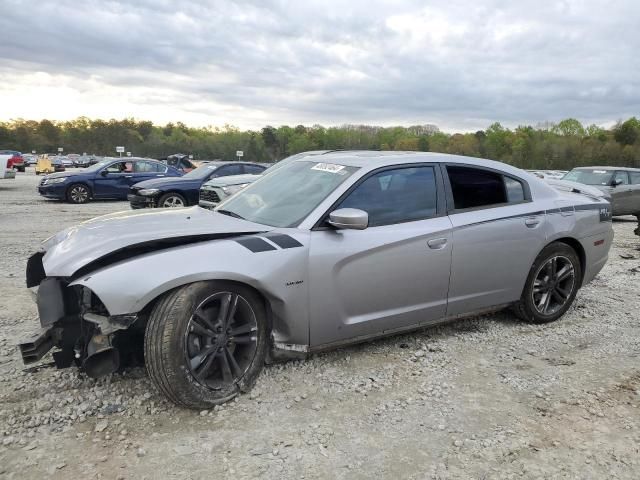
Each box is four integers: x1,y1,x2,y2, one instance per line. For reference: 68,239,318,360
525,217,541,228
124,175,133,178
427,238,448,249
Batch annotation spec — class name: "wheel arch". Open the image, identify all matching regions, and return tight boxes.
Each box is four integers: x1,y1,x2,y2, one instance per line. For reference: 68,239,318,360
137,277,276,348
542,236,586,286
66,181,93,200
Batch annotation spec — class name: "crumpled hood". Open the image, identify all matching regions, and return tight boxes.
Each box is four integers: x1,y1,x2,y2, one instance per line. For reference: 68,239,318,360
42,206,270,277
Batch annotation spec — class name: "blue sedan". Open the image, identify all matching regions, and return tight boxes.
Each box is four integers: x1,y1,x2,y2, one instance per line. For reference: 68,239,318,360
128,161,266,208
37,158,182,204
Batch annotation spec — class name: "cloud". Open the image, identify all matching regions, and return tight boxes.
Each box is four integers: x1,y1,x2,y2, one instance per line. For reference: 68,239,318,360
0,0,638,131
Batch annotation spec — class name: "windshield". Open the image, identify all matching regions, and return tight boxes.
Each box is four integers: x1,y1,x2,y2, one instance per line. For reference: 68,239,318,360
183,164,219,179
563,169,613,186
216,160,358,227
83,160,111,172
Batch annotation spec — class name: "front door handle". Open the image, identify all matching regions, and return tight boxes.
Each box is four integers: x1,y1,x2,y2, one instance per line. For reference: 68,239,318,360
525,217,541,228
427,238,448,249
124,175,133,178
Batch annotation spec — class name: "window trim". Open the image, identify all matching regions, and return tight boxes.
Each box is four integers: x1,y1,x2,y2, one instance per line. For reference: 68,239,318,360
440,163,532,214
312,162,446,230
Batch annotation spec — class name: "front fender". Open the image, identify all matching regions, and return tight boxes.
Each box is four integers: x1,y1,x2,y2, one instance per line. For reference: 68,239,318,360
70,231,311,346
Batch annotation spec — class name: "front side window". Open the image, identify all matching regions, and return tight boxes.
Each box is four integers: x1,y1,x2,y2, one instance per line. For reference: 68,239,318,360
337,166,438,227
105,161,133,173
614,171,630,185
217,160,358,227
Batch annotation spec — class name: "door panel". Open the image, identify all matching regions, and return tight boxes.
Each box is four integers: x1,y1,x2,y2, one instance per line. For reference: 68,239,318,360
308,217,453,346
446,206,547,316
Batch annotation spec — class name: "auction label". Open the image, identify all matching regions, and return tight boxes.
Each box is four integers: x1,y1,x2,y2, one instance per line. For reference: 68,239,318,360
311,163,345,173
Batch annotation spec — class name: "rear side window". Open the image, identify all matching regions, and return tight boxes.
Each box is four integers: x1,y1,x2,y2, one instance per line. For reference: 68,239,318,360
244,164,266,175
504,177,525,202
134,161,165,173
446,166,527,210
337,166,438,227
216,164,244,177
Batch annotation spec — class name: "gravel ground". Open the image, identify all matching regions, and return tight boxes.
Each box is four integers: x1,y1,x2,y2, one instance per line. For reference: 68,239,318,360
1,169,639,479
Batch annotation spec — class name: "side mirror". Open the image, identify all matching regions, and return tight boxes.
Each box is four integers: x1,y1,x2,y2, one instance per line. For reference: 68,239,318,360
100,170,109,177
611,178,623,187
327,208,369,230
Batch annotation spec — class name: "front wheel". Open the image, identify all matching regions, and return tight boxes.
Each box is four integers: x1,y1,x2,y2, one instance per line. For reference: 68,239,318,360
513,242,582,324
157,192,186,208
144,281,268,409
66,183,91,204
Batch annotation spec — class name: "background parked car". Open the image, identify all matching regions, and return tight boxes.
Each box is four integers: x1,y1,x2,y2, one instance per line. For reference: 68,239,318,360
37,157,182,204
199,174,260,209
0,150,25,172
0,154,17,179
563,166,640,217
57,155,74,169
67,154,81,167
198,151,333,209
23,154,38,166
129,161,266,208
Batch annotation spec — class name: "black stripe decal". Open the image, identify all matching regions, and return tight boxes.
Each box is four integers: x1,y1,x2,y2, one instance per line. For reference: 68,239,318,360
235,237,277,252
574,204,607,212
455,203,607,230
261,233,303,249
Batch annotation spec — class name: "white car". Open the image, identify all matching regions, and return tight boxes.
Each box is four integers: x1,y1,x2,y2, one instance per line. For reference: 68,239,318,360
1,154,17,179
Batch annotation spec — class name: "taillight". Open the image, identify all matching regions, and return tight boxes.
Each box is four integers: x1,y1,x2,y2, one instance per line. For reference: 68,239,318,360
6,156,16,169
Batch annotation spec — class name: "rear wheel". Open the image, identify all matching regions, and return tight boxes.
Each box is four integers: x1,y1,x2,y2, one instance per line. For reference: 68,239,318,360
514,242,581,324
66,183,91,204
158,192,186,208
144,281,268,409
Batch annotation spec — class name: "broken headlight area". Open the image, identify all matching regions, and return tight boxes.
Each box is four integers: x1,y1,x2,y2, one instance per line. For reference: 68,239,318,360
18,281,145,378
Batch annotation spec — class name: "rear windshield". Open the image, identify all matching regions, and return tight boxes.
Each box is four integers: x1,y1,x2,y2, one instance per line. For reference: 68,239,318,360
563,169,613,186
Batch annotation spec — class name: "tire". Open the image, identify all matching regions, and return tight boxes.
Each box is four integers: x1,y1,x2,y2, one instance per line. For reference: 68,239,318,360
66,183,91,204
513,242,582,324
144,281,268,409
157,192,186,208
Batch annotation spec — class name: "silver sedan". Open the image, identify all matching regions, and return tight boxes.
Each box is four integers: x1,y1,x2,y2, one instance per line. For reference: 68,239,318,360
22,151,613,408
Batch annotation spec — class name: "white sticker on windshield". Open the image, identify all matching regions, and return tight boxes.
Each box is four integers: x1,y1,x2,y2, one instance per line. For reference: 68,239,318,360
593,170,608,174
311,163,345,173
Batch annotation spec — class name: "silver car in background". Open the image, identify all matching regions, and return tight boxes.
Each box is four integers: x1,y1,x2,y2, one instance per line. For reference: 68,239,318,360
22,152,613,408
563,166,640,217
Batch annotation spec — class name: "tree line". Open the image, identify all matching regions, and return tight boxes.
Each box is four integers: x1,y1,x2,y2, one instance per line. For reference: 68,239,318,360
1,116,639,170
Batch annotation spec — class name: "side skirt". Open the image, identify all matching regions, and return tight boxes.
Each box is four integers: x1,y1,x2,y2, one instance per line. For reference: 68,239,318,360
269,303,514,360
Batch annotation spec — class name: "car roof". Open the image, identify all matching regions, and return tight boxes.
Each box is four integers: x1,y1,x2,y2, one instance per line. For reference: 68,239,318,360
292,150,528,176
572,166,640,172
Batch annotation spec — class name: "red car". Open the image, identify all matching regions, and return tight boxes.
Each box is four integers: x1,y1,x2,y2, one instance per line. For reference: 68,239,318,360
0,150,25,172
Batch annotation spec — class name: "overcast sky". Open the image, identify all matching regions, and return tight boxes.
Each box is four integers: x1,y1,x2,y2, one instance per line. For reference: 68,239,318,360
0,0,638,131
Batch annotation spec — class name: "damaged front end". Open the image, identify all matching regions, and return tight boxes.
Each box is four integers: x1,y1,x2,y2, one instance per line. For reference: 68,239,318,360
19,252,144,377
